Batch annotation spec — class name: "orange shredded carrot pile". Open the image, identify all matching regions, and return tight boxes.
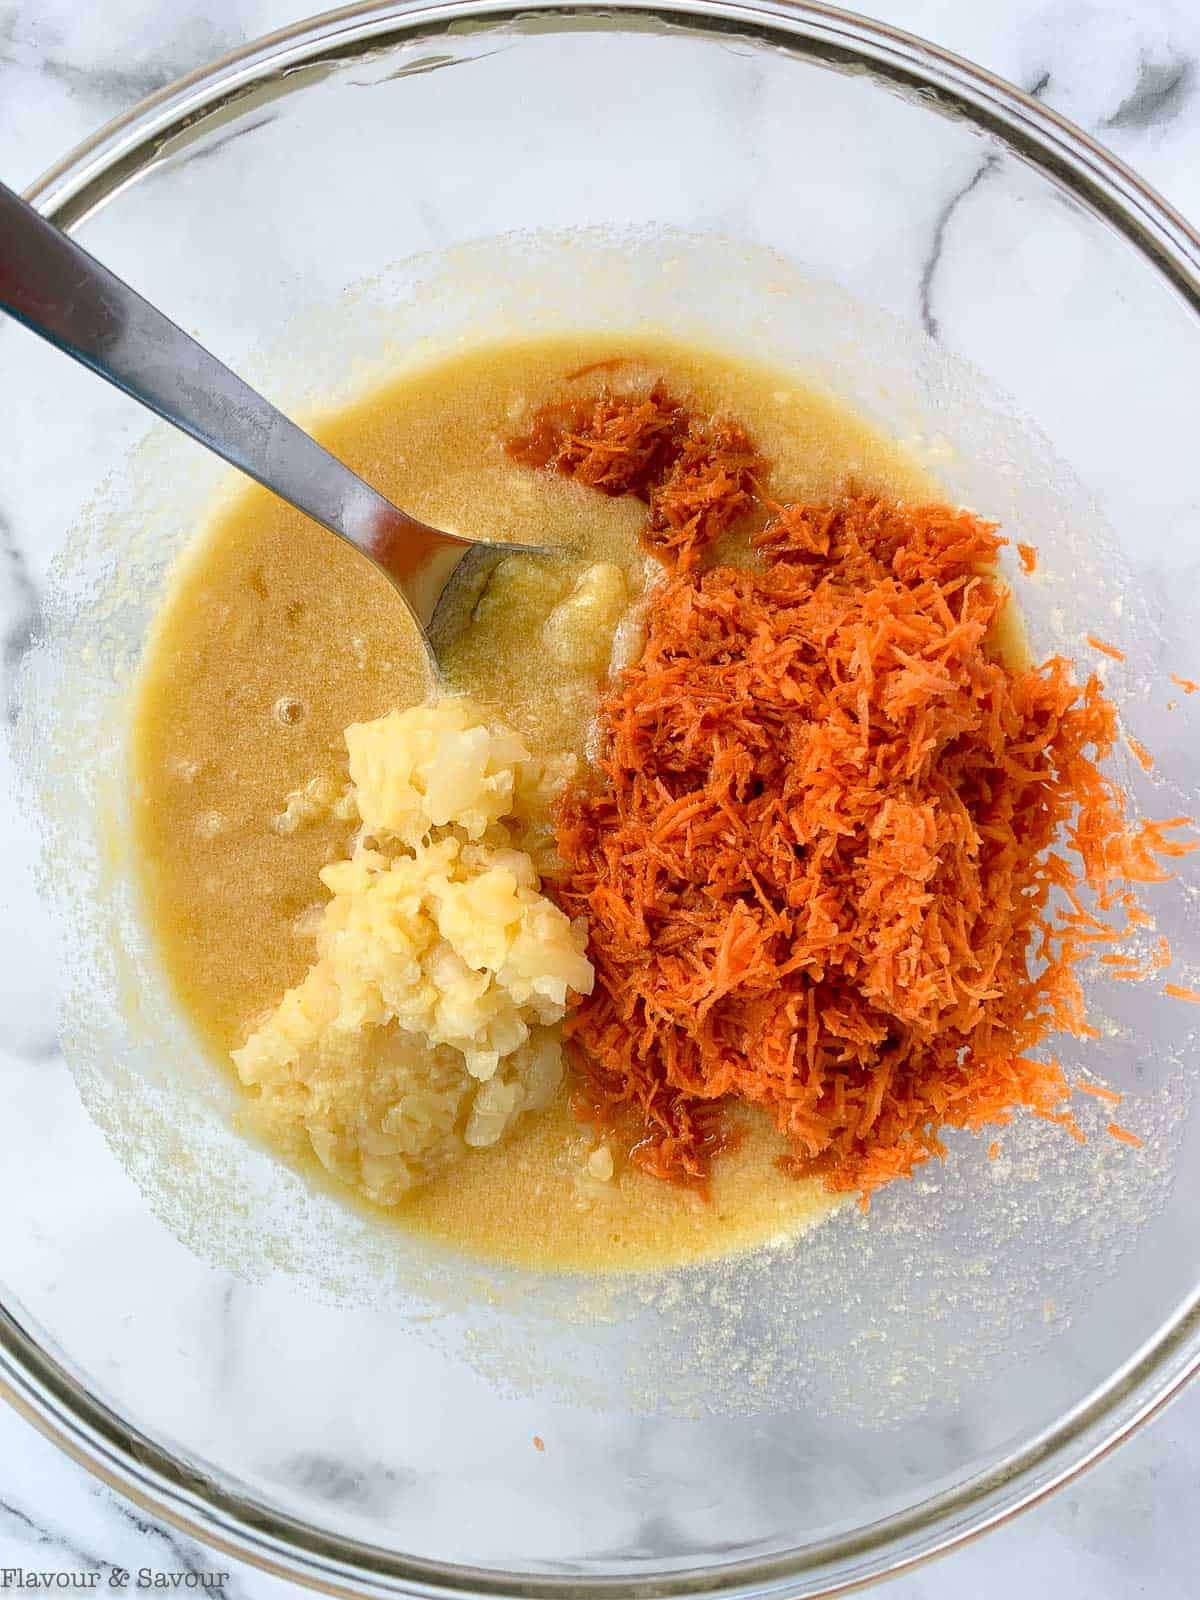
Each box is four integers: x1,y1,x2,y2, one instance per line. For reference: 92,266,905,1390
1087,634,1126,662
553,489,1193,1200
507,383,763,572
1017,542,1038,575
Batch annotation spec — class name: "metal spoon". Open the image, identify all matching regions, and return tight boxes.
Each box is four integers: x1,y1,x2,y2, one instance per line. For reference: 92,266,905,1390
0,179,544,661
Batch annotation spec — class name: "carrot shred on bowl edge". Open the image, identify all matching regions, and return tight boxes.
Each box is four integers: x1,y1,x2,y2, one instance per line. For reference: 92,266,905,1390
1127,734,1155,773
1077,1081,1122,1103
1107,1122,1143,1147
1087,634,1126,662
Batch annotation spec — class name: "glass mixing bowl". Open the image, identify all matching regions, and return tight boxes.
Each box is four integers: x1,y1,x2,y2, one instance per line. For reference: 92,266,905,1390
3,2,1200,1595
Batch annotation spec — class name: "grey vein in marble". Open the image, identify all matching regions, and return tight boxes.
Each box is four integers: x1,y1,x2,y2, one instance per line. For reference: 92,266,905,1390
0,505,43,725
0,1495,56,1543
269,1452,414,1517
4,13,241,117
918,68,1050,341
159,112,277,174
104,1496,236,1593
9,1033,63,1063
1103,53,1194,131
628,1512,748,1560
0,1491,110,1575
214,1281,240,1395
918,32,1200,342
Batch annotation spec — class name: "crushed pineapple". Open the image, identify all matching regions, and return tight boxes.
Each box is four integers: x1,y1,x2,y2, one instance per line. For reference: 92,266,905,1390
232,698,592,1206
346,699,533,846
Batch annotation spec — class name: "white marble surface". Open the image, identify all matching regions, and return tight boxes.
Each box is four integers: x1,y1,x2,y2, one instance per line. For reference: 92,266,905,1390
2,0,1200,1595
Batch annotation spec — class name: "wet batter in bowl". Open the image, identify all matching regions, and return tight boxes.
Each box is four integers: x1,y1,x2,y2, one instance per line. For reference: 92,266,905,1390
134,333,942,1271
143,332,1167,1275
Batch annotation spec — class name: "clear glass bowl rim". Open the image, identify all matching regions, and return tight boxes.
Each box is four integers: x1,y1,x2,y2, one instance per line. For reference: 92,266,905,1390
4,2,1200,1596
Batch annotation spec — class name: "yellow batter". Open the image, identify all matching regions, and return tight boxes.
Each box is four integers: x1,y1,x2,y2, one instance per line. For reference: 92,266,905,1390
133,333,941,1272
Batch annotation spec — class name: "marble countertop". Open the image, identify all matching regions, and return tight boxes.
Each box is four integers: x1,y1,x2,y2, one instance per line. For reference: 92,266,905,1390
2,0,1200,1595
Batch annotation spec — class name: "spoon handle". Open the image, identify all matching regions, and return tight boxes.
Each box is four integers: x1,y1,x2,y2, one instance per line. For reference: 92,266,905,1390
0,179,472,630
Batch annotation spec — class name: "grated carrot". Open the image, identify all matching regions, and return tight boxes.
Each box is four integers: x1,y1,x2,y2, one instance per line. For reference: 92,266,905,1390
1017,542,1038,575
551,487,1188,1199
1106,1122,1143,1147
987,1140,1001,1159
1087,635,1126,661
1164,983,1200,1004
1127,734,1154,772
532,1435,546,1452
1077,1081,1122,1103
1171,673,1199,694
507,383,763,573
